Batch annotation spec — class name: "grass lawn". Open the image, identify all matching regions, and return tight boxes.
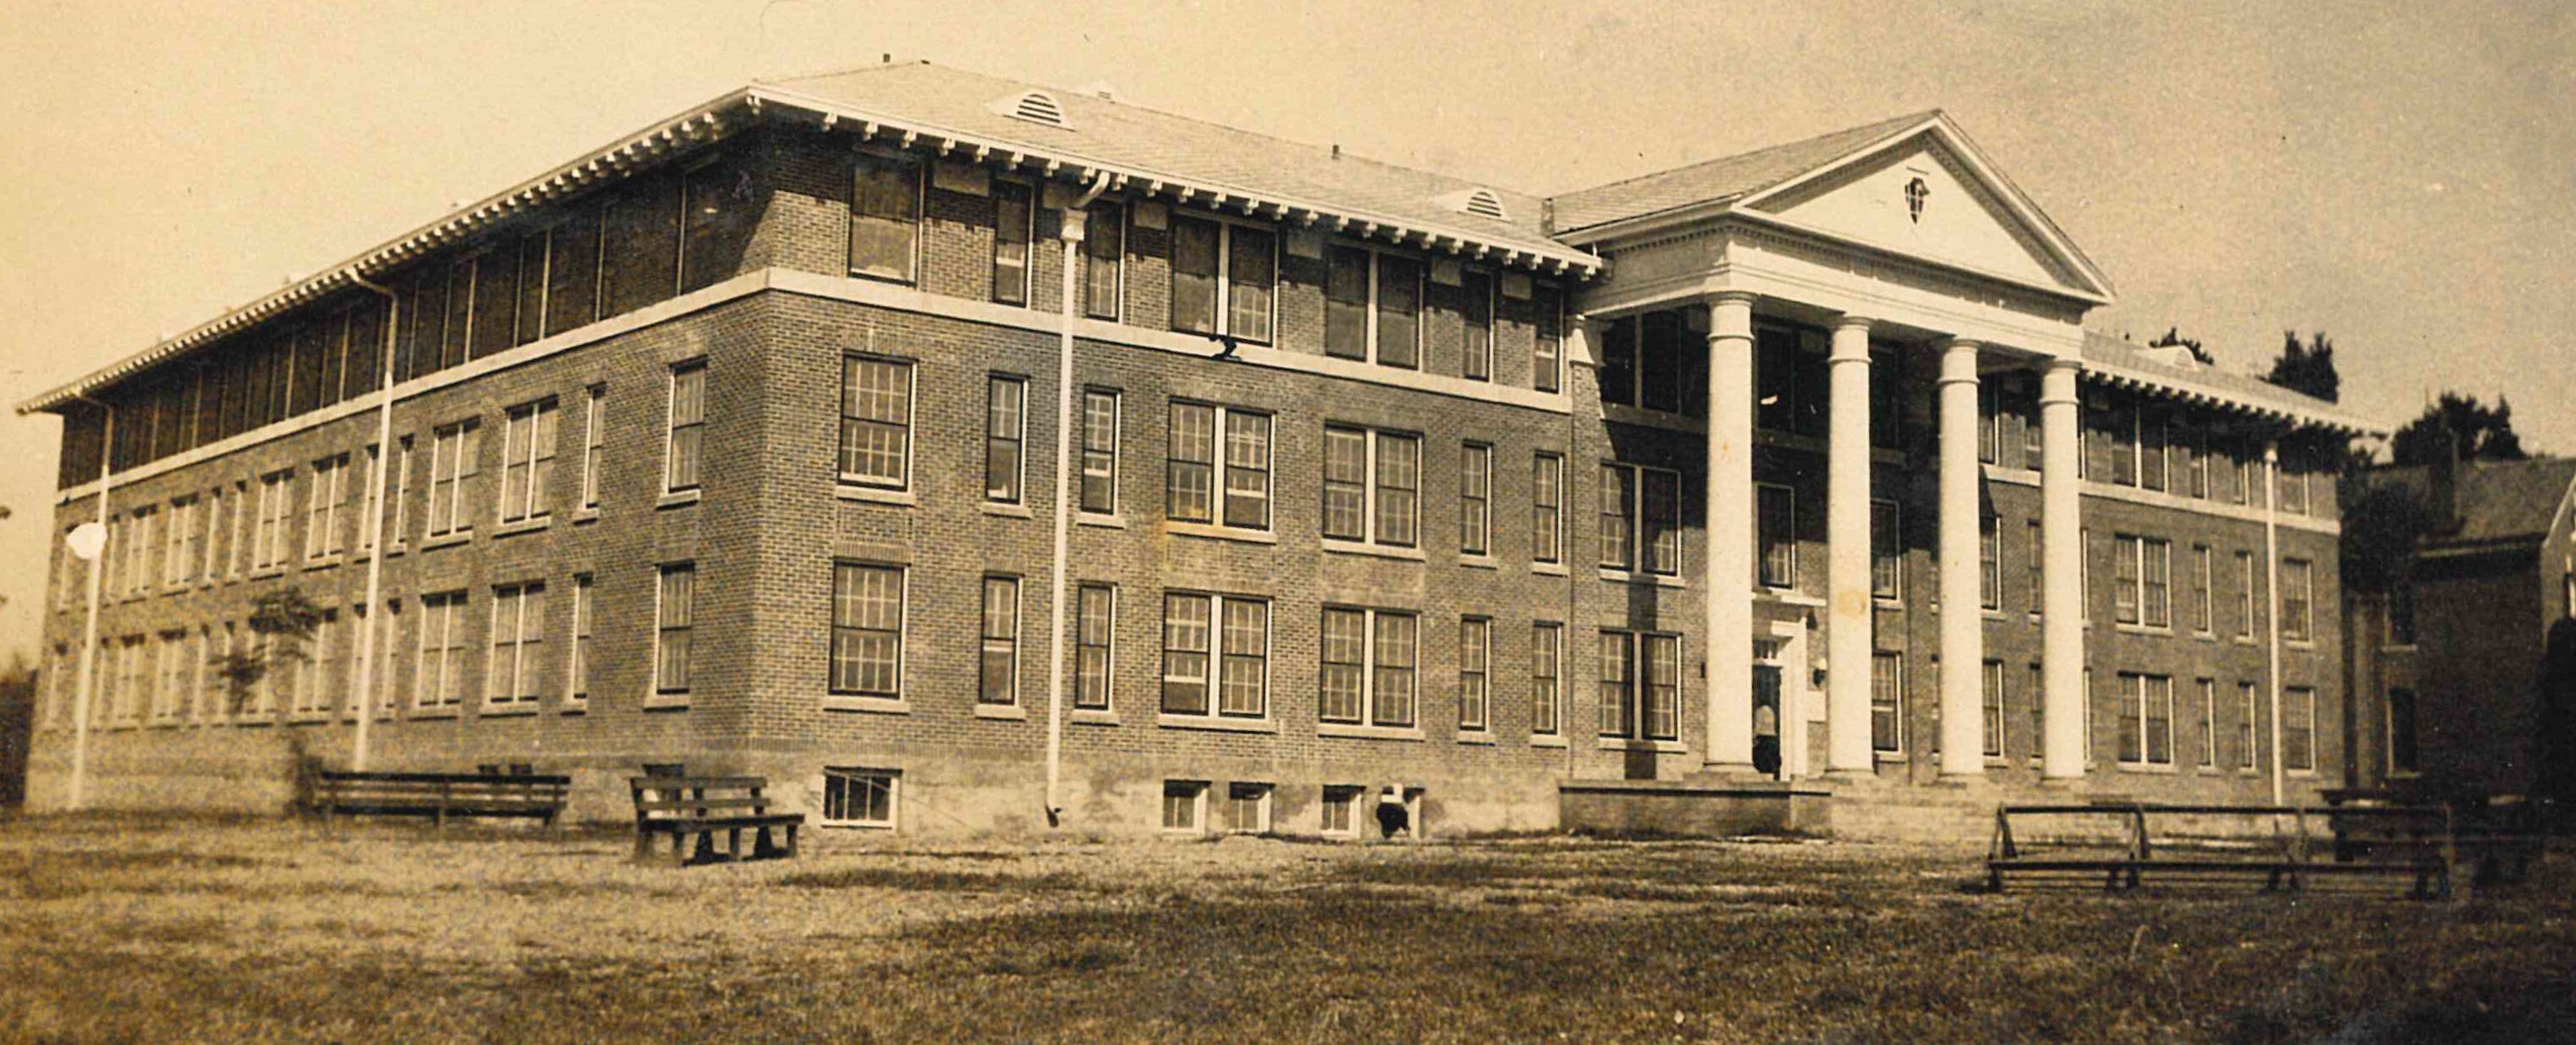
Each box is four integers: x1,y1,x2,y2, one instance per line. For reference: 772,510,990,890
1,813,2570,1044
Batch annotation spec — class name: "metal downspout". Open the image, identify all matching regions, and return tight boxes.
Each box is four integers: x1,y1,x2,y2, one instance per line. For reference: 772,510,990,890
65,395,113,810
1044,172,1114,825
344,271,401,772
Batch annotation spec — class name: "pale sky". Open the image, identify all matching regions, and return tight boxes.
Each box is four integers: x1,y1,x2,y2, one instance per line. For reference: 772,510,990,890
3,0,2570,659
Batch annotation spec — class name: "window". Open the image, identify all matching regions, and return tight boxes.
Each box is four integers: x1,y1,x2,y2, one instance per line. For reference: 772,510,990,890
1170,217,1275,343
1758,483,1796,589
165,496,197,586
1161,593,1268,718
2279,464,2309,514
1871,652,1903,753
1074,584,1115,710
201,489,227,580
388,437,412,547
2113,535,2171,628
1978,382,2000,465
253,470,294,569
1532,453,1564,564
1320,608,1418,728
979,576,1021,706
2138,410,2168,492
1459,443,1491,556
152,631,187,723
579,386,603,510
1161,780,1207,833
1597,631,1633,738
1079,389,1120,514
1082,201,1123,320
569,574,593,705
2235,551,2257,639
2238,681,2260,770
2387,686,2419,775
2282,558,2314,643
680,162,750,294
426,420,481,538
2025,520,2044,617
1166,403,1270,530
1597,631,1681,741
1599,463,1681,575
2116,673,2175,767
839,356,913,488
991,180,1033,305
1461,271,1494,381
985,376,1027,503
129,509,157,594
1599,465,1633,570
1321,426,1420,547
1872,500,1903,601
1756,325,1825,434
486,581,546,706
2387,580,2417,646
823,768,900,828
545,207,604,337
1979,515,2001,611
2284,686,2316,771
830,563,904,699
1222,783,1272,834
850,154,922,283
2198,679,2219,768
653,564,695,696
1321,785,1362,837
664,360,706,493
1982,661,2005,758
2027,663,2045,763
498,399,559,523
1323,245,1419,366
1532,285,1563,393
2188,428,2210,498
1531,622,1562,735
1457,617,1490,733
416,591,468,709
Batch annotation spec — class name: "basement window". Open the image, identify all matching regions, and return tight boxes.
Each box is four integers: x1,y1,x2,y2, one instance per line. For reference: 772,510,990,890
822,767,899,828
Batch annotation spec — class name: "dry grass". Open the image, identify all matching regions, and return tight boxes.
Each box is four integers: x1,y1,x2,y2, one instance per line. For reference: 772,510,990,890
0,813,2569,1043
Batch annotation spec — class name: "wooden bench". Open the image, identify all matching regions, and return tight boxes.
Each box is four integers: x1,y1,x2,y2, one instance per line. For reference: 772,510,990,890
2324,791,2543,886
311,770,570,830
1987,803,2463,899
630,775,804,866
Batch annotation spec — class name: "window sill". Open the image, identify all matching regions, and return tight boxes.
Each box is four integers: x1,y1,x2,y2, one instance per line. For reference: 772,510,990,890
286,712,334,725
232,717,273,728
494,516,553,537
1318,722,1425,741
571,508,601,525
409,706,461,720
980,501,1034,520
817,820,896,831
642,695,691,711
1758,589,1827,609
302,553,345,571
1456,732,1496,745
420,531,472,552
2113,623,2177,636
1599,569,1686,588
823,695,909,714
834,483,915,507
973,704,1028,721
248,566,289,580
1530,734,1568,749
1532,561,1569,577
1076,513,1127,530
1322,539,1425,562
1457,554,1499,570
1156,713,1276,734
1070,708,1120,726
656,490,703,510
2116,762,2182,774
1162,520,1277,545
480,703,541,718
559,703,588,716
1981,609,2009,621
1597,737,1689,754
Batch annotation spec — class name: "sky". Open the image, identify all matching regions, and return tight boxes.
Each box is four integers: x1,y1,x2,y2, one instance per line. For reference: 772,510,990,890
2,0,2570,660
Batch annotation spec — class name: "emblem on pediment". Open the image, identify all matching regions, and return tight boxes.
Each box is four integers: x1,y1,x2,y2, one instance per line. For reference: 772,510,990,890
1904,176,1929,223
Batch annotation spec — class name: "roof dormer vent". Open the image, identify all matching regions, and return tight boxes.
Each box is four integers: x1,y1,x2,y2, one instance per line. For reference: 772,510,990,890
1434,187,1510,222
988,90,1072,129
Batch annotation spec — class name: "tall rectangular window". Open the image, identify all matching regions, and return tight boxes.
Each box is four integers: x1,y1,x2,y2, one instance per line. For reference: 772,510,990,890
1599,464,1635,571
1597,631,1634,738
2117,673,2176,767
486,581,546,706
1872,500,1903,601
991,180,1033,305
1082,201,1123,320
580,385,604,510
2139,410,2169,492
839,356,913,488
1074,584,1115,711
1161,592,1267,718
1228,227,1276,344
416,591,468,709
1457,617,1490,733
1168,217,1274,344
2238,681,2260,769
985,376,1027,503
2387,686,2419,774
2284,686,2315,771
1642,634,1680,742
654,564,695,696
1460,272,1494,382
1871,652,1903,753
2142,537,2171,629
830,563,904,698
1324,245,1369,360
979,576,1021,707
1532,285,1563,393
253,470,294,569
1170,217,1219,335
2190,545,2214,634
1979,515,2001,611
2235,551,2257,639
498,398,559,524
2282,558,2314,643
2197,679,2218,767
545,207,603,337
306,454,350,561
1080,389,1120,514
1532,453,1563,564
426,421,481,537
1374,255,1422,369
850,154,922,283
1320,246,1419,366
1166,403,1270,529
1531,622,1563,736
165,497,196,586
2025,520,2044,616
1758,483,1796,589
569,573,593,705
664,360,706,493
1459,443,1491,556
1643,469,1680,576
2111,404,2139,487
1982,661,2006,757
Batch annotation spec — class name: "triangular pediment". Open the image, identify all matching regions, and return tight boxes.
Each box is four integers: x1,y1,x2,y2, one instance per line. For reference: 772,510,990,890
1742,123,2111,301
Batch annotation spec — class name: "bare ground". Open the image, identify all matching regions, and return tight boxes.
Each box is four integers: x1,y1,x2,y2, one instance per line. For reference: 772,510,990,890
1,813,2570,1044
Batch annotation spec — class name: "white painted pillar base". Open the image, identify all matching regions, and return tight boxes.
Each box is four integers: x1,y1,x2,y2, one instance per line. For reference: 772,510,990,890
1936,339,1985,778
1704,292,1758,773
1825,316,1875,773
2039,359,2087,778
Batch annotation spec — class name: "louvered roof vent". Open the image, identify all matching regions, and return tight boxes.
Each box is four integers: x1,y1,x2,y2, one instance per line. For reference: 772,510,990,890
988,90,1072,129
1434,187,1510,222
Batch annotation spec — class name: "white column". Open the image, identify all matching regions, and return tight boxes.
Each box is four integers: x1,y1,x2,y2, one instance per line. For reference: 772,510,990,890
1704,292,1758,773
2039,358,2086,778
1937,338,1985,777
1825,315,1876,773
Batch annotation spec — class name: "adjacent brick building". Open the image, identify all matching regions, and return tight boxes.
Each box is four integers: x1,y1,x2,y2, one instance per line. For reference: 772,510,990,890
19,62,2377,839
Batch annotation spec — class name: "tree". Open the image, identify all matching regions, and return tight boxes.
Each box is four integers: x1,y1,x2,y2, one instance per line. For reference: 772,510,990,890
212,588,328,713
2146,326,2215,366
2265,331,2340,403
2388,392,2531,466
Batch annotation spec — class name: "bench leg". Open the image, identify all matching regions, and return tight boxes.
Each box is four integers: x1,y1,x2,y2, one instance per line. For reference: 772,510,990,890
784,823,798,859
634,830,652,863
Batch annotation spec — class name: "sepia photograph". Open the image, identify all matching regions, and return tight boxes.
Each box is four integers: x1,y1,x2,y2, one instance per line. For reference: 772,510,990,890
0,1,2571,1041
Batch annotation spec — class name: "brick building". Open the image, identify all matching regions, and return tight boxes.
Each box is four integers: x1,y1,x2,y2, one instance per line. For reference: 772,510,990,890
18,63,2376,839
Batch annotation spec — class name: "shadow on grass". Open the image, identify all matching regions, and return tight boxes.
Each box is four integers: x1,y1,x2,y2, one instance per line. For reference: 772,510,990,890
777,867,1094,894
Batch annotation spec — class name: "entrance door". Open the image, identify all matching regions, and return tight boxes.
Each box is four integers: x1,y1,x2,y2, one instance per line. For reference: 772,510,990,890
1753,640,1784,778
